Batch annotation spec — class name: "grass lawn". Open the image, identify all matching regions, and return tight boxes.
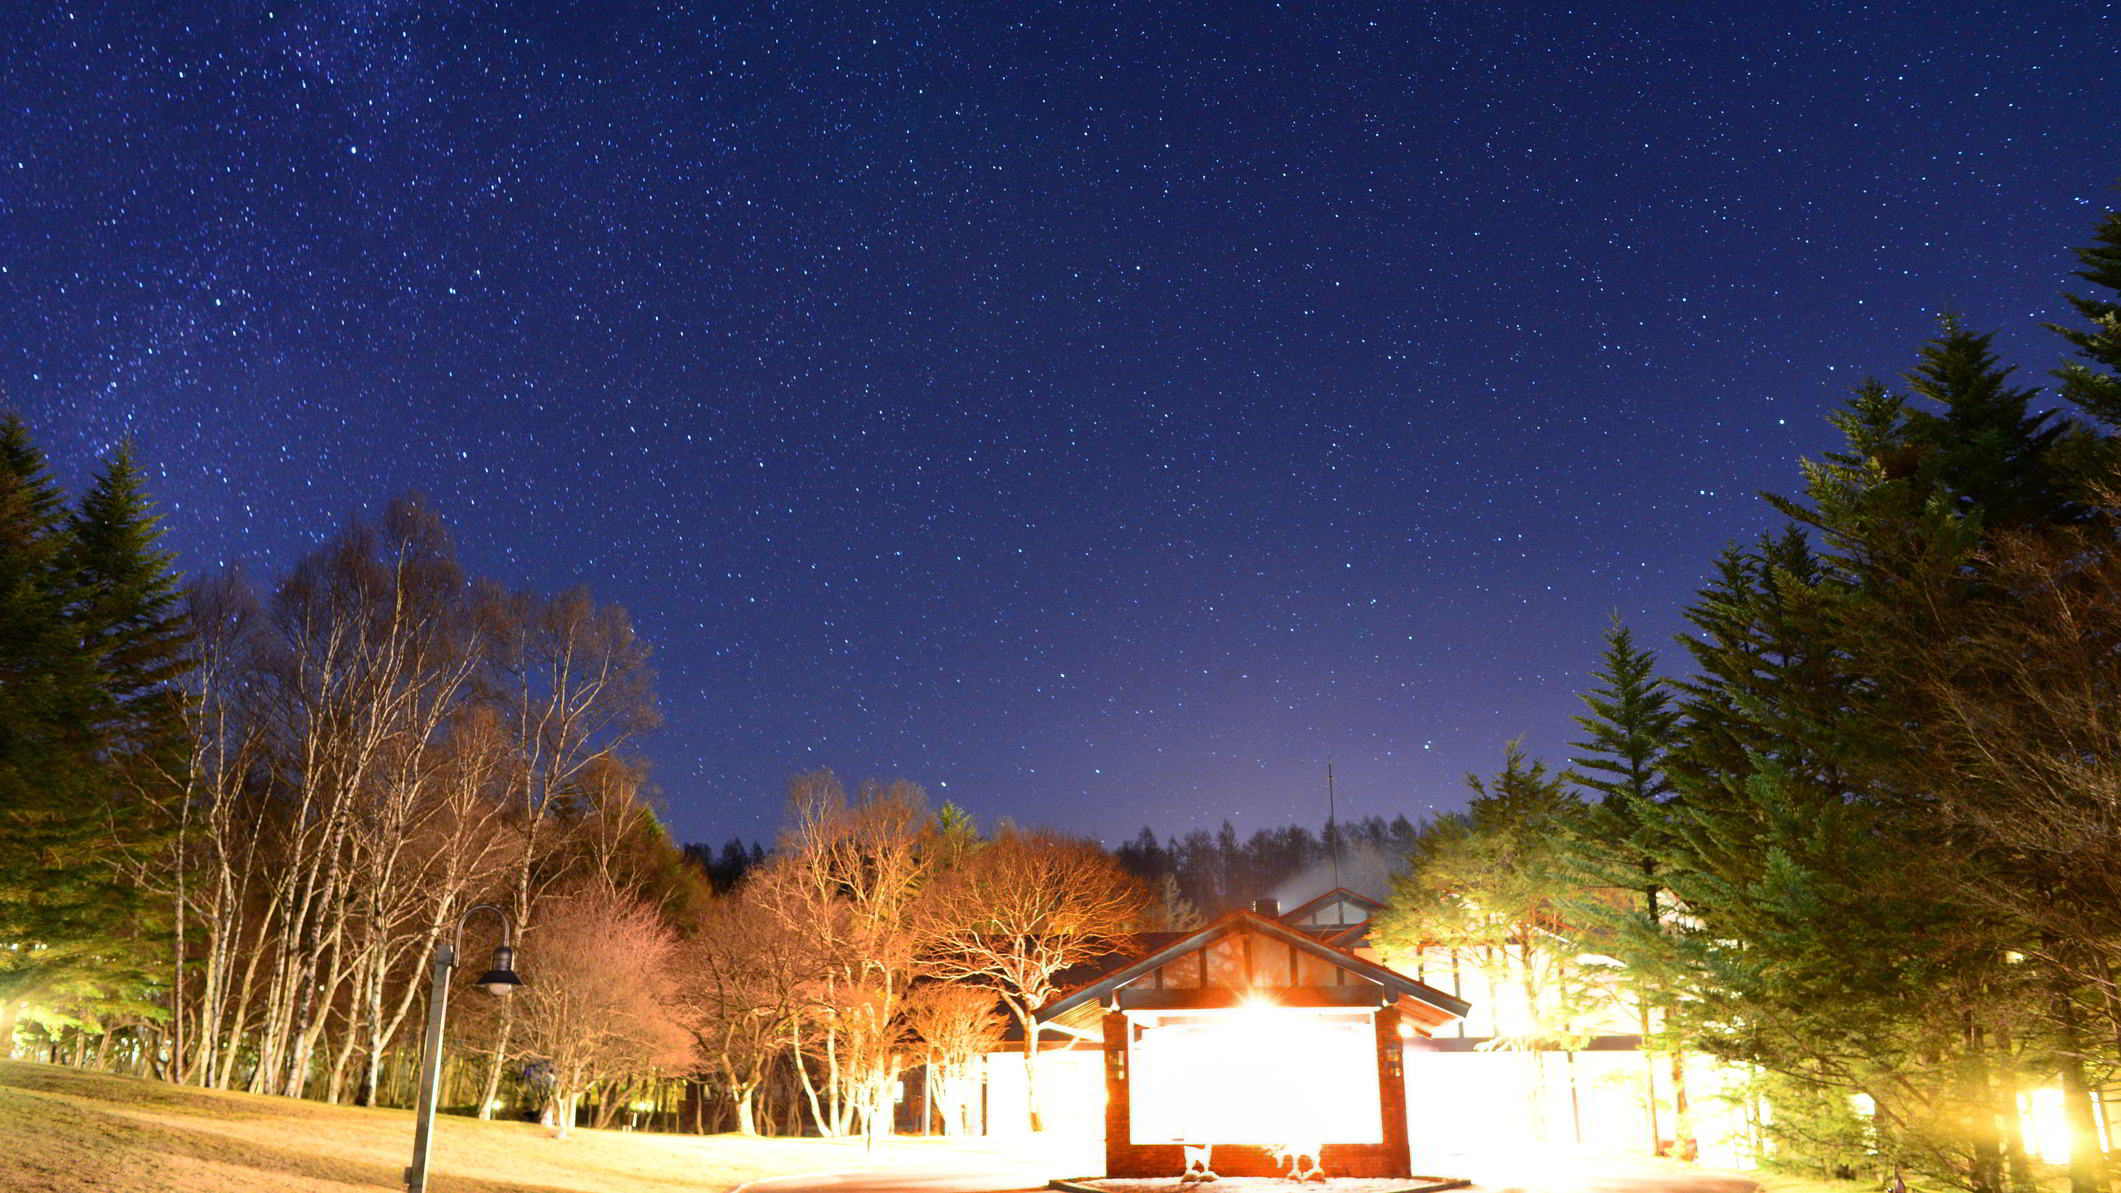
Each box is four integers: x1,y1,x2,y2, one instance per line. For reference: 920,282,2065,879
0,1059,1060,1193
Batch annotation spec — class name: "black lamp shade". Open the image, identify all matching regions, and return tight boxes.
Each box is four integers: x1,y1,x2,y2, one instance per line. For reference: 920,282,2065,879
474,945,524,996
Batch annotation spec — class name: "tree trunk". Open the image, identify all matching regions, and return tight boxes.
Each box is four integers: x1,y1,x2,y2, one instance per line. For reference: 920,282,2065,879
1640,880,1666,1156
169,875,189,1083
1639,993,1663,1155
476,1000,514,1119
215,911,272,1090
1018,1007,1045,1133
324,1014,363,1104
1669,1050,1696,1162
793,1020,832,1137
0,999,22,1060
1566,1048,1584,1145
732,1078,760,1135
189,904,229,1090
824,1011,847,1136
2053,968,2110,1193
1966,1019,2006,1193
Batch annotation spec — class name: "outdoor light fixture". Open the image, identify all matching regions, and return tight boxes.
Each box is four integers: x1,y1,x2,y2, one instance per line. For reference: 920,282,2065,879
473,944,523,997
406,904,524,1193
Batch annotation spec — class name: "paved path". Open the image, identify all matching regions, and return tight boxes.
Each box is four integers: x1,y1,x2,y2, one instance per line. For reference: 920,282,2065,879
734,1161,1051,1193
1454,1156,1761,1193
737,1156,1760,1193
1465,1171,1758,1193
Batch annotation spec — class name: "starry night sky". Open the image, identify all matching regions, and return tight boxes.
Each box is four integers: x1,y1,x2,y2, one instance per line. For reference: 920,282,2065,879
5,2,2116,846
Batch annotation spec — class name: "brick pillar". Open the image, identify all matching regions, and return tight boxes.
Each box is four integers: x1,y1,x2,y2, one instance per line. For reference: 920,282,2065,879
1103,1010,1129,1177
1376,1005,1412,1177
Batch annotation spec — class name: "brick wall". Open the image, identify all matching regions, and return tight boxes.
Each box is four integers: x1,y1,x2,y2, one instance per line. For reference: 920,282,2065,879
1101,1009,1133,1168
1375,1004,1413,1175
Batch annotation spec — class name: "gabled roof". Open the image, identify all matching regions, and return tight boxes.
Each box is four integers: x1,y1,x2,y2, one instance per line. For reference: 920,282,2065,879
1280,886,1384,924
1035,907,1469,1024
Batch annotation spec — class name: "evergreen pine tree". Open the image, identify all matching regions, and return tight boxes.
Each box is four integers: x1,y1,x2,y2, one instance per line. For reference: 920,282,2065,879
65,441,193,800
1563,617,1692,1157
1901,321,2076,528
1635,324,2110,1189
2050,205,2121,426
1666,526,1850,802
1569,617,1678,810
0,416,123,1046
1113,826,1168,881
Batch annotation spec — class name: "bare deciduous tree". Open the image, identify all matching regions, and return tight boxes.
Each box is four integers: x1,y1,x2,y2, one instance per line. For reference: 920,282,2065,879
757,772,944,1138
252,499,479,1099
685,886,814,1135
915,825,1146,1131
1875,511,2121,1192
163,568,271,1089
511,882,694,1137
902,983,1005,1136
473,583,657,1116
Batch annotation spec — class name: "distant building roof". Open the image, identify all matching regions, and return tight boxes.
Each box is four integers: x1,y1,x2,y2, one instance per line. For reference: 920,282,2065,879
1279,886,1385,925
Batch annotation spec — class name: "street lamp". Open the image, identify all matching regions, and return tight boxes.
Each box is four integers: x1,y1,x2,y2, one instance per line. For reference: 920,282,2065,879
406,904,524,1193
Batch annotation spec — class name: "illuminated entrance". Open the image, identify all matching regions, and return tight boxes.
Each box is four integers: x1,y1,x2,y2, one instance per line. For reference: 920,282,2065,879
1129,1005,1383,1145
1034,896,1469,1179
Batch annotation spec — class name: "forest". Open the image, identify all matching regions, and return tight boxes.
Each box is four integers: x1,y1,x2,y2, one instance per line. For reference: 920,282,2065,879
1372,205,2121,1193
5,198,2121,1193
0,447,1160,1136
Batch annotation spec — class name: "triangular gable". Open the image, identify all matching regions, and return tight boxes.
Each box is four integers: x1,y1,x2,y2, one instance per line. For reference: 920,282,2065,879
1281,886,1384,927
1035,907,1468,1023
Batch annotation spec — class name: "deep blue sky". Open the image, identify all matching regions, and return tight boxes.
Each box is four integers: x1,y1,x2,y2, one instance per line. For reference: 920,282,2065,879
5,1,2115,846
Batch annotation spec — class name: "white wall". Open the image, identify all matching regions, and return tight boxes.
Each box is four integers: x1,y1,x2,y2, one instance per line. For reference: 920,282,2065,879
982,1048,1106,1140
1403,1046,1758,1172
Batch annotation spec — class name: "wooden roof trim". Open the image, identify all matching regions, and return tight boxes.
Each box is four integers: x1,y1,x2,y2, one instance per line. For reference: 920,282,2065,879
1306,920,1370,948
1034,907,1470,1023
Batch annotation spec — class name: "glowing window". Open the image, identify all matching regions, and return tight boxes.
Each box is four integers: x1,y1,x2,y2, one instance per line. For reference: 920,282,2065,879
1204,936,1247,988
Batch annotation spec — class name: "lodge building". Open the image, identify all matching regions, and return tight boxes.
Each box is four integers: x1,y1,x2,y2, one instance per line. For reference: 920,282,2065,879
1029,890,1468,1179
921,886,2085,1180
925,886,1762,1180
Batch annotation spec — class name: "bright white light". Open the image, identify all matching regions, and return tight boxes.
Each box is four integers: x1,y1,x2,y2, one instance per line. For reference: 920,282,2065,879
1129,1001,1381,1145
2023,1088,2070,1165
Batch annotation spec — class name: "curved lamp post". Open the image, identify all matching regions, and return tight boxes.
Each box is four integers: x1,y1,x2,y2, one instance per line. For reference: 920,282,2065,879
405,904,524,1193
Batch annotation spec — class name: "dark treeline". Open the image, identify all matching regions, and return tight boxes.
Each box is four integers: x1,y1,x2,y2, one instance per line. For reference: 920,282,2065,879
682,838,769,893
1113,815,1418,919
691,813,1420,922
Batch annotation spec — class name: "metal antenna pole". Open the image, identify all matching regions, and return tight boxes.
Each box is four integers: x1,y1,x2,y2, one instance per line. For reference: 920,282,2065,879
1326,760,1341,900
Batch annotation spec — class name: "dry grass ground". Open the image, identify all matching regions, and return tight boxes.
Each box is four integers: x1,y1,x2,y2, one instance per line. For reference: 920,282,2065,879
1750,1174,1883,1193
0,1060,1055,1193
